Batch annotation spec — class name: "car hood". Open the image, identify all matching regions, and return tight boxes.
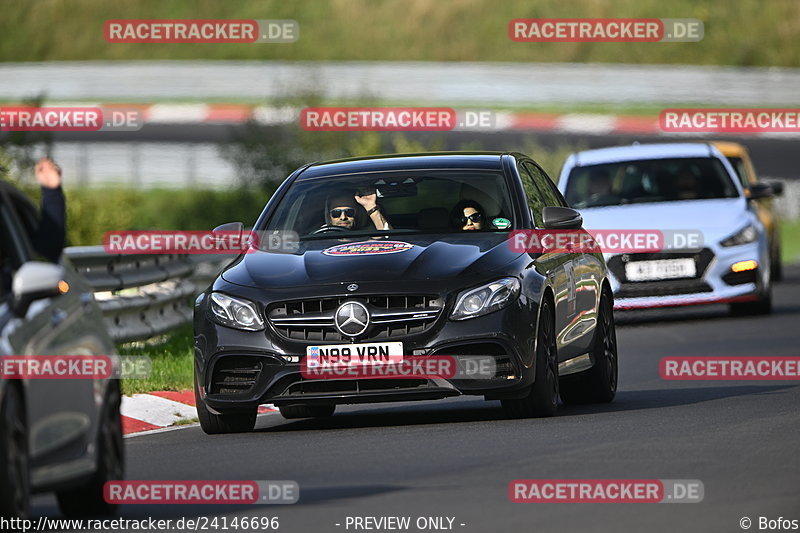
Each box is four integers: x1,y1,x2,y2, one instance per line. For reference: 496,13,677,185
577,198,751,242
221,233,522,289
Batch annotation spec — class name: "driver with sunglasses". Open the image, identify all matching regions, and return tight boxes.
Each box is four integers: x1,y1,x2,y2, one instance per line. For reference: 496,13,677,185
451,199,485,231
324,190,392,231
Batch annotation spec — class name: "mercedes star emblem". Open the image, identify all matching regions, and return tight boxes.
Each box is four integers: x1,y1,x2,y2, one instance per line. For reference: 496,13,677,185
334,301,369,337
347,283,359,292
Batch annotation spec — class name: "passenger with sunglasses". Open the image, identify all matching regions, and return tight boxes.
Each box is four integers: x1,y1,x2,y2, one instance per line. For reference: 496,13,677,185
451,200,485,231
323,190,392,231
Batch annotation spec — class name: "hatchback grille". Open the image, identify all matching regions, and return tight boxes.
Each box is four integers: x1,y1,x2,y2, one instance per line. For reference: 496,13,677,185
609,248,715,298
616,279,713,298
268,295,443,341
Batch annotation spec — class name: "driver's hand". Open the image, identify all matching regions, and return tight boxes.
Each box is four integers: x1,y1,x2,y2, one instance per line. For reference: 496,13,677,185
35,157,62,189
355,192,377,211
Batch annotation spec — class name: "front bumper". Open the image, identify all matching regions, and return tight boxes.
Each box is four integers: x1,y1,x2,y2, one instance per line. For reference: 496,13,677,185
195,291,538,413
607,242,768,310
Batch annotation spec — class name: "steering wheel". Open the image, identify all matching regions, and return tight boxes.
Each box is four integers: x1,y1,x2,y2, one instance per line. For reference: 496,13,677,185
311,224,351,235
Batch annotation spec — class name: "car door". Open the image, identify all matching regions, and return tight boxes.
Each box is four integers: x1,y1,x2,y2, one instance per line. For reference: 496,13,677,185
0,186,105,487
525,161,603,360
516,161,577,361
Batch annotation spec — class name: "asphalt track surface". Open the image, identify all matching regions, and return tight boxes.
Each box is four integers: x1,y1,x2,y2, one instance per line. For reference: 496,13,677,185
34,266,800,532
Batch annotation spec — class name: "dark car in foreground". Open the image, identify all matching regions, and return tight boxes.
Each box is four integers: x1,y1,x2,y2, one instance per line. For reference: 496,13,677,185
193,152,617,433
0,181,122,518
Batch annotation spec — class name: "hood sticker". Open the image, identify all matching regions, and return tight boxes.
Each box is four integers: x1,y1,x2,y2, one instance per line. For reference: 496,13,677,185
322,240,414,256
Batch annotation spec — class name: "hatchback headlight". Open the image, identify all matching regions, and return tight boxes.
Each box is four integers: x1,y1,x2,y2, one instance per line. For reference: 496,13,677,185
450,278,521,321
209,293,264,331
721,224,758,247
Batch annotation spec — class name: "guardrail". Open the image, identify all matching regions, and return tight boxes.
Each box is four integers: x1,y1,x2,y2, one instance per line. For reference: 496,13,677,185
63,247,232,343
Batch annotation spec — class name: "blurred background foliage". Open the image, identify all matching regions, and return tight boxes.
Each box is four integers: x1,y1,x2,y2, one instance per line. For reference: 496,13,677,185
1,0,798,66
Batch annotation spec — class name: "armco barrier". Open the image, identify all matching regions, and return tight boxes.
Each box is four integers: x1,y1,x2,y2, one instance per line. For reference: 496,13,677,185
63,247,233,343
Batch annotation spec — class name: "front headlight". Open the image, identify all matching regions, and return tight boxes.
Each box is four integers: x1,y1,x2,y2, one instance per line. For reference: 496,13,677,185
209,293,264,331
721,224,758,247
450,278,521,321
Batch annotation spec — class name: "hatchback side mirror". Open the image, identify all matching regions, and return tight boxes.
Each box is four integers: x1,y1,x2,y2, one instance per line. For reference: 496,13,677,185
765,180,784,196
11,262,67,317
542,207,583,230
747,182,773,200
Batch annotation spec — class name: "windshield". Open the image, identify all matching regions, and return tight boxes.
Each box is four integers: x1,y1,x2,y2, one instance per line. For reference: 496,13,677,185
564,157,739,208
262,170,515,239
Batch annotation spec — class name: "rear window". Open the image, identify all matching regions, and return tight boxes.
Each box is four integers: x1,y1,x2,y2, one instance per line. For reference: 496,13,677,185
564,157,738,208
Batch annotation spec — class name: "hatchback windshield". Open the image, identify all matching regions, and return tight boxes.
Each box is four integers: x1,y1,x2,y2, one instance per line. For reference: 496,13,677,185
564,157,738,208
263,170,516,239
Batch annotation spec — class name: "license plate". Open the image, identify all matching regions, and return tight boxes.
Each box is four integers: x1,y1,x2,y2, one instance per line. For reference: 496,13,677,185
305,342,403,368
625,258,696,281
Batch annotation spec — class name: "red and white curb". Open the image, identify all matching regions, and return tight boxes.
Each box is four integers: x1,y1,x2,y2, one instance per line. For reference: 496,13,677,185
46,102,800,138
121,389,276,436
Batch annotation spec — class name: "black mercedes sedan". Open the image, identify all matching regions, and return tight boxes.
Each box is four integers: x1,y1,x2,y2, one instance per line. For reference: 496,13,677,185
193,152,617,433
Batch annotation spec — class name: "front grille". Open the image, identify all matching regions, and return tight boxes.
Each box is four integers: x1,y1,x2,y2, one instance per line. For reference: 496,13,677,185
268,295,443,342
616,279,713,298
209,356,264,395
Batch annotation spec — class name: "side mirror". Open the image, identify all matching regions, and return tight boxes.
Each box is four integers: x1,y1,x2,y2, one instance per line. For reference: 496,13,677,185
765,180,784,196
747,182,773,200
212,221,245,250
542,206,583,230
11,262,67,317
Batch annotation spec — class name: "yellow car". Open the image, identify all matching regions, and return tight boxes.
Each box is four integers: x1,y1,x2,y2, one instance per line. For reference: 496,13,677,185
712,141,784,281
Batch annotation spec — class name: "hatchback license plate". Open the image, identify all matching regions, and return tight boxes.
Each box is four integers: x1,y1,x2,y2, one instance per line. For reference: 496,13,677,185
625,258,696,281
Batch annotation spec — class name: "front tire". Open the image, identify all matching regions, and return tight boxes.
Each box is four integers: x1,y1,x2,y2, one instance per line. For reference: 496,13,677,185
560,289,618,404
57,382,124,517
0,384,29,519
502,298,559,418
194,374,256,434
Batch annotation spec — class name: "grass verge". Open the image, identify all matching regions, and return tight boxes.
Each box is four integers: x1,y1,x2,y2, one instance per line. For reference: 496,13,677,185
2,0,798,66
781,218,800,265
119,324,194,395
